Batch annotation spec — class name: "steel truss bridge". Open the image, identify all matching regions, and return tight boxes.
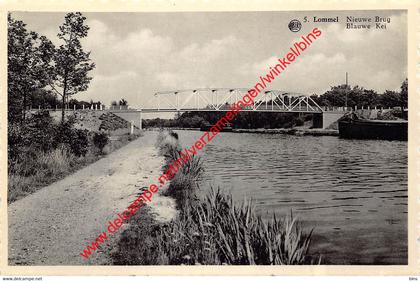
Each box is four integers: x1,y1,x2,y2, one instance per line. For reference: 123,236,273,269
140,88,325,113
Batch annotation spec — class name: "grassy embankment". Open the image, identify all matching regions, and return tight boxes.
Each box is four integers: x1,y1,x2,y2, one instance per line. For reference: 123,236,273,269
8,111,142,203
8,135,139,203
112,130,319,265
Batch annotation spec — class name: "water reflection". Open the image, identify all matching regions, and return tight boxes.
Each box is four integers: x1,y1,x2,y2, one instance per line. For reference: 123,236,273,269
175,130,407,265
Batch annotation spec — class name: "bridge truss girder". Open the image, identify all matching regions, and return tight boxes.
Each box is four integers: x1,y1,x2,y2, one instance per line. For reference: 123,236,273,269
142,88,323,113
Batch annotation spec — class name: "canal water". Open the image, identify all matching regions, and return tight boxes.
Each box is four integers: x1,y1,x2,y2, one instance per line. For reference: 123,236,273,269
173,130,407,265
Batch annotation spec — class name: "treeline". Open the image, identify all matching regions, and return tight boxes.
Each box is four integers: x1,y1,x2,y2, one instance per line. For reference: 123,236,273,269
24,89,103,111
310,82,407,110
143,112,310,129
8,12,95,124
143,80,408,129
7,13,105,203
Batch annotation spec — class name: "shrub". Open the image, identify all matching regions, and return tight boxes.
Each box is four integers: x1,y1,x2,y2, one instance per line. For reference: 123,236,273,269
73,129,90,156
8,123,24,162
178,116,206,128
9,111,91,161
93,131,109,154
377,108,402,120
294,116,305,126
55,121,89,157
8,111,60,174
9,146,40,176
20,110,57,153
8,109,140,203
283,121,294,128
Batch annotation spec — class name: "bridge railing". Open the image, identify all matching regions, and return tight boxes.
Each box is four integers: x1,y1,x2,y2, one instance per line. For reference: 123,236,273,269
27,104,106,111
323,106,350,112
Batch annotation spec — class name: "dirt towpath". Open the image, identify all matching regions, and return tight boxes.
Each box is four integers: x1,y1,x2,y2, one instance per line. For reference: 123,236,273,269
8,131,176,265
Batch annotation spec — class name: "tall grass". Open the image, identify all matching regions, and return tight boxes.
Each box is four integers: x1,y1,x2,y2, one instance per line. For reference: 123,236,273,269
156,130,203,210
155,188,317,265
113,130,319,265
8,146,76,202
37,146,75,176
8,133,141,203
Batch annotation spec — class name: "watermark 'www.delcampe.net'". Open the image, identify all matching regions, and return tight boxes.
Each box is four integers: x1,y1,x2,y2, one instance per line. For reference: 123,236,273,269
80,27,323,260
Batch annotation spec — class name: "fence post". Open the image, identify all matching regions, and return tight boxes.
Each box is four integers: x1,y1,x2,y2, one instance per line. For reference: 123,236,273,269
130,121,134,135
139,110,142,131
83,104,85,110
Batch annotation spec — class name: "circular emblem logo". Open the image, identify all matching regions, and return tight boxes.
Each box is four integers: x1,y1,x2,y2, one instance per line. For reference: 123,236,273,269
288,19,302,32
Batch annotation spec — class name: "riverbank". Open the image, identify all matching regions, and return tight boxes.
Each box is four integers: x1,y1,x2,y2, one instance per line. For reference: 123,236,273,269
112,130,318,265
234,128,339,136
8,131,141,204
8,110,142,204
144,127,339,136
8,132,166,265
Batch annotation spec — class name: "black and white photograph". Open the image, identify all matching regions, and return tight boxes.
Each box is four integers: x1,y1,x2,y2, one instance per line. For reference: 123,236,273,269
6,8,408,268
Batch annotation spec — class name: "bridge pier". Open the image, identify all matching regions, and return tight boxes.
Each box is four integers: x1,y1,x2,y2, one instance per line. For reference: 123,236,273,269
110,110,143,131
312,113,323,128
312,111,346,129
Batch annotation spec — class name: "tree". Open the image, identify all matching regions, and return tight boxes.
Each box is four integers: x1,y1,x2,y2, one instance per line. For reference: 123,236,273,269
48,12,95,123
380,90,400,108
30,89,57,109
8,13,55,124
400,78,408,119
119,98,128,106
318,85,380,109
93,132,109,154
319,84,349,107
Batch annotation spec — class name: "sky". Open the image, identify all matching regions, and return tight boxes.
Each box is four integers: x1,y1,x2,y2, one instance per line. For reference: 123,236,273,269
12,10,407,115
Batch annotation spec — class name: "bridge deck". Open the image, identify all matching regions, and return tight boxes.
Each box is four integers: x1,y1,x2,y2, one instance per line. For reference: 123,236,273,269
140,108,324,113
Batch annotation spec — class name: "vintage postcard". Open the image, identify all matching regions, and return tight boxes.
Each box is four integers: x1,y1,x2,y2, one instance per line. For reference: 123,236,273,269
0,0,419,277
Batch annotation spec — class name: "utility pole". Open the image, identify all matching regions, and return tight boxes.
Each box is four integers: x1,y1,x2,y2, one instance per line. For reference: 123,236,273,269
345,72,348,110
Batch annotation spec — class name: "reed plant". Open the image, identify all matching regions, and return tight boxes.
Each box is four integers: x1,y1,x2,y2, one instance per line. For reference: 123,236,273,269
112,130,319,265
156,129,181,157
157,130,203,210
154,188,317,265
